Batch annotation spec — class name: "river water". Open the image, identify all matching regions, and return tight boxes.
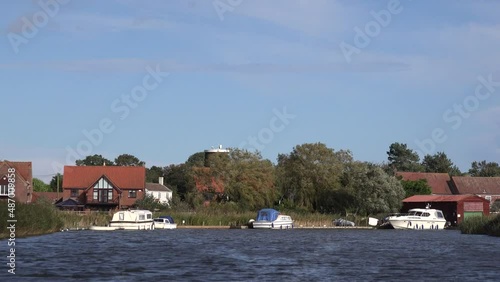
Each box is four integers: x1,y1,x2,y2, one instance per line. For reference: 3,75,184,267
2,228,500,281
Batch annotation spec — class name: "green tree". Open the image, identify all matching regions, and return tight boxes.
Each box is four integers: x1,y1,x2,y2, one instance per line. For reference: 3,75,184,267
146,165,164,183
276,143,344,211
33,178,50,192
469,161,500,177
387,142,423,172
164,164,194,201
76,154,114,166
422,152,461,175
209,148,277,210
400,179,432,198
342,162,405,214
49,173,63,192
186,152,206,167
114,154,145,166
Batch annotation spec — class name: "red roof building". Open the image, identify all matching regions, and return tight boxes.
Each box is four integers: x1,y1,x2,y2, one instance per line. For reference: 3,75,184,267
396,172,454,194
0,161,33,203
62,165,146,210
451,176,500,205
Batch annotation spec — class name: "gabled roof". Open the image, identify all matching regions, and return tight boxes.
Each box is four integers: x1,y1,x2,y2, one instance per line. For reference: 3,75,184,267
145,183,172,192
0,161,32,184
452,176,500,195
62,166,145,189
32,192,61,203
403,194,489,203
396,172,452,194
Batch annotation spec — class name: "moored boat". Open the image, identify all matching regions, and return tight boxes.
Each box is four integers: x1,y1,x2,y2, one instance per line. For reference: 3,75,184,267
153,215,177,229
387,207,447,230
108,209,155,230
251,208,294,229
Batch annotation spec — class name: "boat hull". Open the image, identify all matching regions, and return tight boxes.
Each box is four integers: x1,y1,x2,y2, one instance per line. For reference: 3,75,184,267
109,221,155,230
155,223,177,230
252,220,294,229
388,219,446,230
89,226,121,231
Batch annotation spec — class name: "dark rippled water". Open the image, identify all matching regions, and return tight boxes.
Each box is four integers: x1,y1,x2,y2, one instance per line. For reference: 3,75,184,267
2,229,500,281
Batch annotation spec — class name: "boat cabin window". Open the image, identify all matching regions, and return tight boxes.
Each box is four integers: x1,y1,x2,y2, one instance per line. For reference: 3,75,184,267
409,211,422,216
147,214,152,219
436,211,444,218
119,213,124,221
139,214,145,220
421,212,430,217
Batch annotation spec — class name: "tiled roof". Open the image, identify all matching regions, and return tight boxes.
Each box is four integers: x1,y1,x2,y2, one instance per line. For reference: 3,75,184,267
32,192,61,202
403,194,489,203
452,176,500,195
62,166,145,189
396,172,452,194
0,161,32,183
146,183,172,192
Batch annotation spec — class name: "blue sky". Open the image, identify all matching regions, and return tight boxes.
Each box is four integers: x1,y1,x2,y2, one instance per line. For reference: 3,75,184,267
1,0,500,183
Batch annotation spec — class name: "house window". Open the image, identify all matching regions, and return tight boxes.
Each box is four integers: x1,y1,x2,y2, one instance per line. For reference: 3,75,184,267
71,189,79,197
93,177,114,203
0,185,8,196
0,176,9,196
129,190,137,198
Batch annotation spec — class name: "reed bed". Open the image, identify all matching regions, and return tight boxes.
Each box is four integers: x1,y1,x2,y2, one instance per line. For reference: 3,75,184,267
459,214,500,236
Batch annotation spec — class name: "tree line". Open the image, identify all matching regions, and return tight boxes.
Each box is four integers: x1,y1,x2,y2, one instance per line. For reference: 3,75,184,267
32,143,500,215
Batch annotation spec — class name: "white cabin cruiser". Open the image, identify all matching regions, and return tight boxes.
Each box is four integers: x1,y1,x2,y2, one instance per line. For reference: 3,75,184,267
387,207,447,230
108,209,155,230
251,208,294,229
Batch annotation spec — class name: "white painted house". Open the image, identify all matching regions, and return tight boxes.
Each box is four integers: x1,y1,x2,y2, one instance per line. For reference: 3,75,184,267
145,177,172,205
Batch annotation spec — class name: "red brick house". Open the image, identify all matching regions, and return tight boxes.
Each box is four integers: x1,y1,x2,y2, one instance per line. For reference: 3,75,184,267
0,161,33,203
61,165,146,210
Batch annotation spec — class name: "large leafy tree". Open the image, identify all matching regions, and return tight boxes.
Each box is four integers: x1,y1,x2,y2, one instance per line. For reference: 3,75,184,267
49,173,63,192
401,179,432,198
146,165,164,183
186,152,206,167
164,163,193,201
276,142,345,211
469,161,500,177
33,178,51,192
114,154,145,166
342,162,405,214
76,154,114,166
422,152,461,175
210,149,277,210
387,142,423,172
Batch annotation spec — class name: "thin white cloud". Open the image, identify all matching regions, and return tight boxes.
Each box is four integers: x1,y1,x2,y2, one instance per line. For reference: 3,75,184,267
0,58,410,74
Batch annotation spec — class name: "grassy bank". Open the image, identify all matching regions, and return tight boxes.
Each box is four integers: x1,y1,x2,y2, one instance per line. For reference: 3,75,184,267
459,214,500,236
0,200,111,239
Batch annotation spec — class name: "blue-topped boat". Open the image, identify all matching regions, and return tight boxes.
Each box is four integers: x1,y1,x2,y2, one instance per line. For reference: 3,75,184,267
250,208,294,229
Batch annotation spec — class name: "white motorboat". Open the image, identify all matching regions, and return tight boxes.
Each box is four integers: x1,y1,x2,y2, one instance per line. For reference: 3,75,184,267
153,215,177,229
387,207,447,230
107,209,155,230
251,208,294,229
